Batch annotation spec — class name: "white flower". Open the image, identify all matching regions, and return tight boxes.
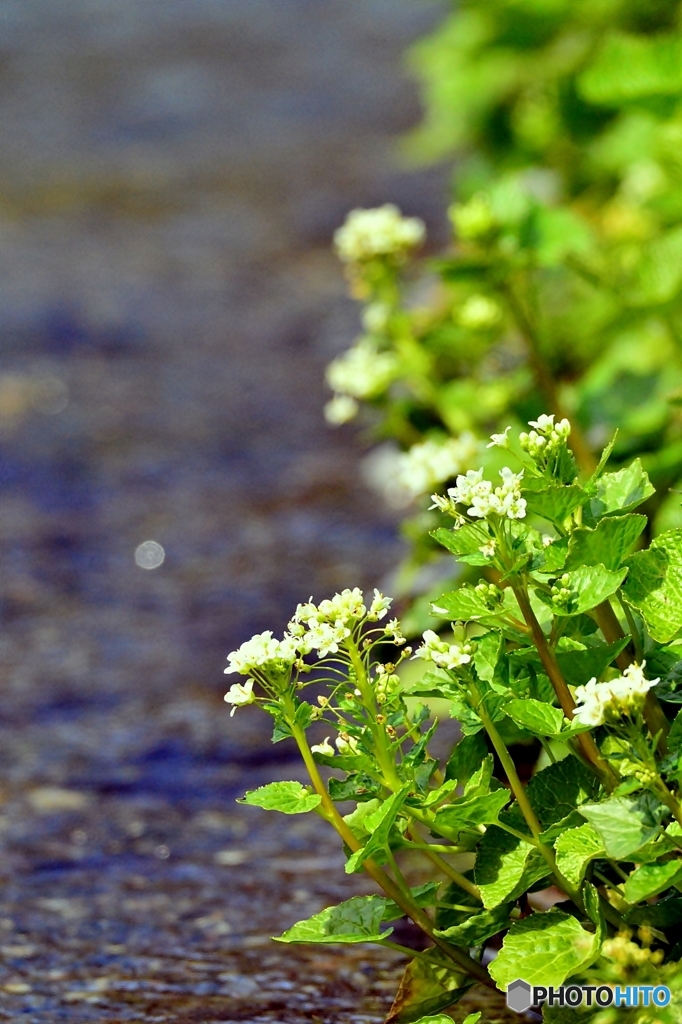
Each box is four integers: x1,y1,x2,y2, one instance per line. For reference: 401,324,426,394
305,620,351,657
396,433,479,498
362,302,391,334
326,338,398,400
528,413,556,432
225,631,298,676
573,679,607,727
448,468,487,507
520,413,572,461
335,733,360,755
479,540,496,558
446,467,526,520
414,629,472,671
334,204,425,263
487,426,511,449
368,589,392,621
324,394,359,425
573,663,659,727
318,587,367,624
384,618,406,645
224,679,256,716
310,736,335,756
429,492,456,514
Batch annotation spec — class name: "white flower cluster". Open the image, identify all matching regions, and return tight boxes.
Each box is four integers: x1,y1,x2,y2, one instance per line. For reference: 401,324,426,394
288,587,393,659
414,629,472,672
457,294,502,331
225,631,298,676
224,631,300,714
395,433,478,498
326,338,399,402
224,589,399,713
334,204,425,264
573,663,659,727
519,413,571,460
444,467,527,520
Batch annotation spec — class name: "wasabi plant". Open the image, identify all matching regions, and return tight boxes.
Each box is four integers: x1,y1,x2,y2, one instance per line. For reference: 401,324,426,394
227,418,682,1022
324,1,682,602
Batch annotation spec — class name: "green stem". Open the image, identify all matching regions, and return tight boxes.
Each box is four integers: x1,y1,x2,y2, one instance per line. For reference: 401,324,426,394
618,595,643,663
289,717,493,988
512,582,619,790
346,638,403,790
381,941,444,966
406,842,468,855
470,682,543,840
471,678,588,907
403,815,482,901
495,820,538,845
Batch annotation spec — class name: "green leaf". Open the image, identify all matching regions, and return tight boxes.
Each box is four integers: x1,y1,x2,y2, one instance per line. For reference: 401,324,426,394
579,31,682,104
343,799,382,839
626,893,682,929
533,207,594,268
503,698,565,737
554,824,604,888
564,514,646,572
385,948,473,1024
404,1017,458,1024
631,225,682,306
431,585,504,624
239,781,321,814
489,910,600,990
435,789,510,837
657,662,682,703
523,484,586,524
431,525,490,565
475,827,549,909
555,638,630,688
328,773,380,802
345,786,410,874
587,459,654,519
546,564,628,617
434,904,512,947
473,631,504,684
538,810,590,845
463,753,494,796
542,1007,588,1024
579,793,668,858
524,757,601,830
445,733,488,784
275,894,393,944
312,750,375,773
623,860,682,904
670,709,682,746
623,528,682,642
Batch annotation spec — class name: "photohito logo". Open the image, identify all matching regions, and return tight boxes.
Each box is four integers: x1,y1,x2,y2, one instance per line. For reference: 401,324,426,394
506,978,672,1012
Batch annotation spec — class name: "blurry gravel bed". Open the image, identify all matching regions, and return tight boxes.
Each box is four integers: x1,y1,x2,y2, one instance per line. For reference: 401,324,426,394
0,1,526,1021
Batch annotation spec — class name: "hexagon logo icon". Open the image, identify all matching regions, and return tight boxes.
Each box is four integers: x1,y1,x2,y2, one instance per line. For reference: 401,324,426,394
506,978,533,1013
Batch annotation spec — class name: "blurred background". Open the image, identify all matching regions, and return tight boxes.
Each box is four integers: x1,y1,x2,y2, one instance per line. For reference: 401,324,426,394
0,2,465,1021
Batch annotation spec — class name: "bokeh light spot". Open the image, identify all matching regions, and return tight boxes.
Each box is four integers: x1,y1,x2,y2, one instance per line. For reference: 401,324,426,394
134,540,165,570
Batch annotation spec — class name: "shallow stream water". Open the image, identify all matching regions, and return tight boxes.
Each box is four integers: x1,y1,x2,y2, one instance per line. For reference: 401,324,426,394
0,3,521,1020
